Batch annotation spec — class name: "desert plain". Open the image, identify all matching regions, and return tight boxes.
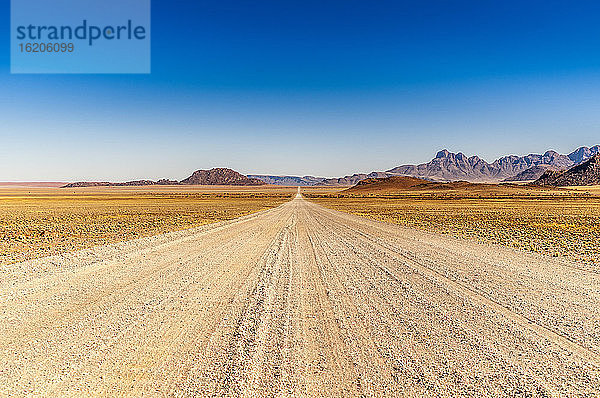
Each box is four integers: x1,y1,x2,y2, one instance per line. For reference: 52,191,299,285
1,184,600,396
0,185,294,265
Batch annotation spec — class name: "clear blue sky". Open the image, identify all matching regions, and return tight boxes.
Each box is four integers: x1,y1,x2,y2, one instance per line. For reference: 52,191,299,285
1,0,600,180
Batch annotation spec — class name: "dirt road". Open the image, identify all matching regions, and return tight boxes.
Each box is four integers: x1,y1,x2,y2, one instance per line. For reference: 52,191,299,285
2,194,600,397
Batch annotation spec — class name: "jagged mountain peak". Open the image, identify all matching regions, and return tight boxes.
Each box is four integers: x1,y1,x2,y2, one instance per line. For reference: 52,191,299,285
435,149,451,159
568,146,600,163
386,145,599,183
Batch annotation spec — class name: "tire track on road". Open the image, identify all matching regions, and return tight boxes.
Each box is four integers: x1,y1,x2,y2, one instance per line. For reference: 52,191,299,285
308,200,600,368
2,195,600,397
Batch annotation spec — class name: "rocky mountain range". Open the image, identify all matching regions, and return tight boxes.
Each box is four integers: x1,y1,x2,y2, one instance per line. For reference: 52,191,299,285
252,145,600,185
63,168,264,188
386,147,598,183
62,146,600,188
534,154,600,186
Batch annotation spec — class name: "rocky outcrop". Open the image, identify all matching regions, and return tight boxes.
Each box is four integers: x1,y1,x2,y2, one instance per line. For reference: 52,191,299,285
181,168,265,186
534,154,600,187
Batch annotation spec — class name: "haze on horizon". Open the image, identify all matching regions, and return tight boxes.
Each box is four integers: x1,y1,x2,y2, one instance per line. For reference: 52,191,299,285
1,1,600,181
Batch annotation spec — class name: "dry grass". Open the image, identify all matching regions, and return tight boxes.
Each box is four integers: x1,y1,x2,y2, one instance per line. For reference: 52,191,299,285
567,184,600,194
308,191,600,266
0,186,293,265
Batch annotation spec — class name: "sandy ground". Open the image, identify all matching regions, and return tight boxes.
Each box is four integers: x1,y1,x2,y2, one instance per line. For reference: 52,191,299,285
1,194,600,397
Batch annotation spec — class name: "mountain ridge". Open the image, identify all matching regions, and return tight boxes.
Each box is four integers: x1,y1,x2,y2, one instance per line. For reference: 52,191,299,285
62,168,264,188
251,145,599,186
385,148,593,183
61,146,600,188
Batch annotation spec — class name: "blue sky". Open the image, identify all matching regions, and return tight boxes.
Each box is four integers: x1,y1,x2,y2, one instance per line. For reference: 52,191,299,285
1,0,600,180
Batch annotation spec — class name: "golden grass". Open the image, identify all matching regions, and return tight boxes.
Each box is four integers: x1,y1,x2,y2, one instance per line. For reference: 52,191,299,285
308,192,600,266
0,186,293,265
567,185,600,194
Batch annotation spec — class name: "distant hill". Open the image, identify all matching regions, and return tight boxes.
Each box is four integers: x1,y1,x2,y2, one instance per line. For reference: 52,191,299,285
63,168,264,188
63,182,114,188
318,172,396,186
63,179,180,188
534,154,600,187
180,168,265,186
249,171,397,186
248,175,326,186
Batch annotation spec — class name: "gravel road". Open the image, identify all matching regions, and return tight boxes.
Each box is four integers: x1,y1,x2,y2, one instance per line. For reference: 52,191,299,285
1,194,600,397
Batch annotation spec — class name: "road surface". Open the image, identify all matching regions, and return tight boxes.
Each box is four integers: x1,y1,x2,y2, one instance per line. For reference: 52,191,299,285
1,194,600,397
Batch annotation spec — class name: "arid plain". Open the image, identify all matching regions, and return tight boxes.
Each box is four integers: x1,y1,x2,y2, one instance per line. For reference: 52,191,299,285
0,185,294,265
305,184,600,267
1,184,600,396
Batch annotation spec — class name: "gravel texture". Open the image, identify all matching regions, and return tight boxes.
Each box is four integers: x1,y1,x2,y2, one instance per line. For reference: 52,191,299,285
1,194,599,397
